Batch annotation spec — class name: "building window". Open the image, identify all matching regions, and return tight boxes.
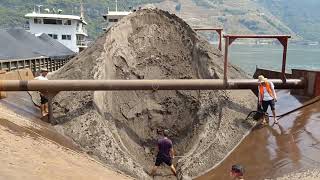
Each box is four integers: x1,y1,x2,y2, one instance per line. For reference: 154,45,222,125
43,19,63,25
109,19,118,22
63,20,72,25
48,34,58,39
34,18,42,24
62,35,71,40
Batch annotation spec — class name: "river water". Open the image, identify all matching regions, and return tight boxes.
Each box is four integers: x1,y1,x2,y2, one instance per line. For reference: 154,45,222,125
197,44,320,179
229,44,320,75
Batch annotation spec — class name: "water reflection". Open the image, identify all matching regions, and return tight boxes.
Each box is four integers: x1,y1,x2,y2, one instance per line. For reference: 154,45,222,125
197,93,320,180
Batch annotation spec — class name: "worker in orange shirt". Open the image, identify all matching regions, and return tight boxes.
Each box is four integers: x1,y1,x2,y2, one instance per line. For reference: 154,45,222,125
258,75,278,125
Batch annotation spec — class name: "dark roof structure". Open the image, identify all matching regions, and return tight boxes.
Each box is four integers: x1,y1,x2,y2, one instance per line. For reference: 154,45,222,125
0,29,75,60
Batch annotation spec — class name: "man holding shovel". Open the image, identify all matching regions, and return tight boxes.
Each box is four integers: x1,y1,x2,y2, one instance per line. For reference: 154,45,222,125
258,75,278,124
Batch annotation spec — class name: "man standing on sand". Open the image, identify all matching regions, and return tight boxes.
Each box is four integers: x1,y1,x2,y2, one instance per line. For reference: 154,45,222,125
34,68,49,117
150,129,177,177
258,75,278,124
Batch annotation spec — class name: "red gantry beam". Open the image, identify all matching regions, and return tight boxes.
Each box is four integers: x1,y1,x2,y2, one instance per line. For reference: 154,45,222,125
194,28,223,51
223,34,291,84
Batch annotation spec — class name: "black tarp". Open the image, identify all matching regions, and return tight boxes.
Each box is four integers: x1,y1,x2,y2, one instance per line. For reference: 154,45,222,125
0,29,75,60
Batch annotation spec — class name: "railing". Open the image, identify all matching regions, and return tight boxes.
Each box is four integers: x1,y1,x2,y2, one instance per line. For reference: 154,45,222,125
0,56,74,73
76,26,87,35
194,28,223,51
24,24,30,30
76,40,87,47
223,34,291,83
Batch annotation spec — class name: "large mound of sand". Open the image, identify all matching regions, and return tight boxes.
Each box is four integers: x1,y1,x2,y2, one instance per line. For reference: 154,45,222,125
51,9,256,179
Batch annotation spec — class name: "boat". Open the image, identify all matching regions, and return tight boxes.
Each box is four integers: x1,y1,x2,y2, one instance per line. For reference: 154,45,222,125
24,3,88,53
102,0,132,31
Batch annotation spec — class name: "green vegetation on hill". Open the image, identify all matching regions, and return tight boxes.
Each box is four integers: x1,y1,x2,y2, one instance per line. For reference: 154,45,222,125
258,0,320,42
1,0,319,42
0,0,163,39
190,0,295,39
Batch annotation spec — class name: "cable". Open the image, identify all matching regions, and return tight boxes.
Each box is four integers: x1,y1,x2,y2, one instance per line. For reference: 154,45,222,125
277,96,320,120
246,96,320,121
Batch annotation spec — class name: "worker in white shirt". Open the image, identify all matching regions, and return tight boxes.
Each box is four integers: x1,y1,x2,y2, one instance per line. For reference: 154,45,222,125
258,75,278,124
34,68,49,117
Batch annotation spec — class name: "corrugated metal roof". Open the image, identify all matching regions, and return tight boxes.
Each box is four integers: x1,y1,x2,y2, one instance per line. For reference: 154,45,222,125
0,29,75,61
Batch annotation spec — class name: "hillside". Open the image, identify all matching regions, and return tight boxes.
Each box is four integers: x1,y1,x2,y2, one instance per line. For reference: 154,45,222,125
179,0,297,39
0,0,318,41
0,0,162,39
258,0,320,42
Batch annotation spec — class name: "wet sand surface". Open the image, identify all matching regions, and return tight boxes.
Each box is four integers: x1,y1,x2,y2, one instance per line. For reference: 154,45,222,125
0,92,79,151
197,91,320,180
0,92,132,180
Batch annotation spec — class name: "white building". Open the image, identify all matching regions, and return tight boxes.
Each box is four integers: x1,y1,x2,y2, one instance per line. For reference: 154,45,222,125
103,11,131,26
25,8,88,53
102,1,131,30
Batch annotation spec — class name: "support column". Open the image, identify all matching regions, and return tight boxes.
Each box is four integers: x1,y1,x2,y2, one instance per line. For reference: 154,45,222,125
47,92,59,125
278,37,288,82
33,59,36,72
216,29,222,51
38,59,41,71
50,59,53,72
28,60,32,70
224,37,229,85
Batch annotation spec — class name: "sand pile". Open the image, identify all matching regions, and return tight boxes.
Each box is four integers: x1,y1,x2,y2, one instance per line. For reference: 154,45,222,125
50,9,256,179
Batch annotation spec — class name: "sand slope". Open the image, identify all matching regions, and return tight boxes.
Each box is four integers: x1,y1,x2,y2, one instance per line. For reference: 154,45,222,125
0,104,131,180
50,9,256,179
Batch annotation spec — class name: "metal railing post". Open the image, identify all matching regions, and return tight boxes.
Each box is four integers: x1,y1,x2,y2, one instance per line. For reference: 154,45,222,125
224,37,229,85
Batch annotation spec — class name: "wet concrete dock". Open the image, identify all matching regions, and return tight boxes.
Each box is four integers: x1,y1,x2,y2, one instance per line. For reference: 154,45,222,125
197,91,320,180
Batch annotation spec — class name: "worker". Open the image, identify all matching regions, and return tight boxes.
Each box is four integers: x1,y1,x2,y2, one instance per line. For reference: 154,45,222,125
35,68,49,117
150,129,177,177
230,164,245,180
258,75,278,124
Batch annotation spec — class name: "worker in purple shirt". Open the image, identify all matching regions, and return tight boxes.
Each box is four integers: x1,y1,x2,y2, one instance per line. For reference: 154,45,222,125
150,129,177,177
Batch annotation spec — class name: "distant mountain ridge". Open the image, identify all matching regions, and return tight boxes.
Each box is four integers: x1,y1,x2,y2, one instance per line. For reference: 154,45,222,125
257,0,320,42
0,0,318,42
191,0,320,42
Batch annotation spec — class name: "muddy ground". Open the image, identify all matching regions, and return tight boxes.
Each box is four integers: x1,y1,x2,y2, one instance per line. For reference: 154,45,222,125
50,9,256,179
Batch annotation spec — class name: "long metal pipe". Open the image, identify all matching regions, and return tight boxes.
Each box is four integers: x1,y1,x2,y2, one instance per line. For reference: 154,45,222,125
0,79,304,91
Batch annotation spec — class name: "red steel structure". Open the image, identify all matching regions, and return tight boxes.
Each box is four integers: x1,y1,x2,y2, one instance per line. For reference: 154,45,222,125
194,28,223,51
223,35,291,84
